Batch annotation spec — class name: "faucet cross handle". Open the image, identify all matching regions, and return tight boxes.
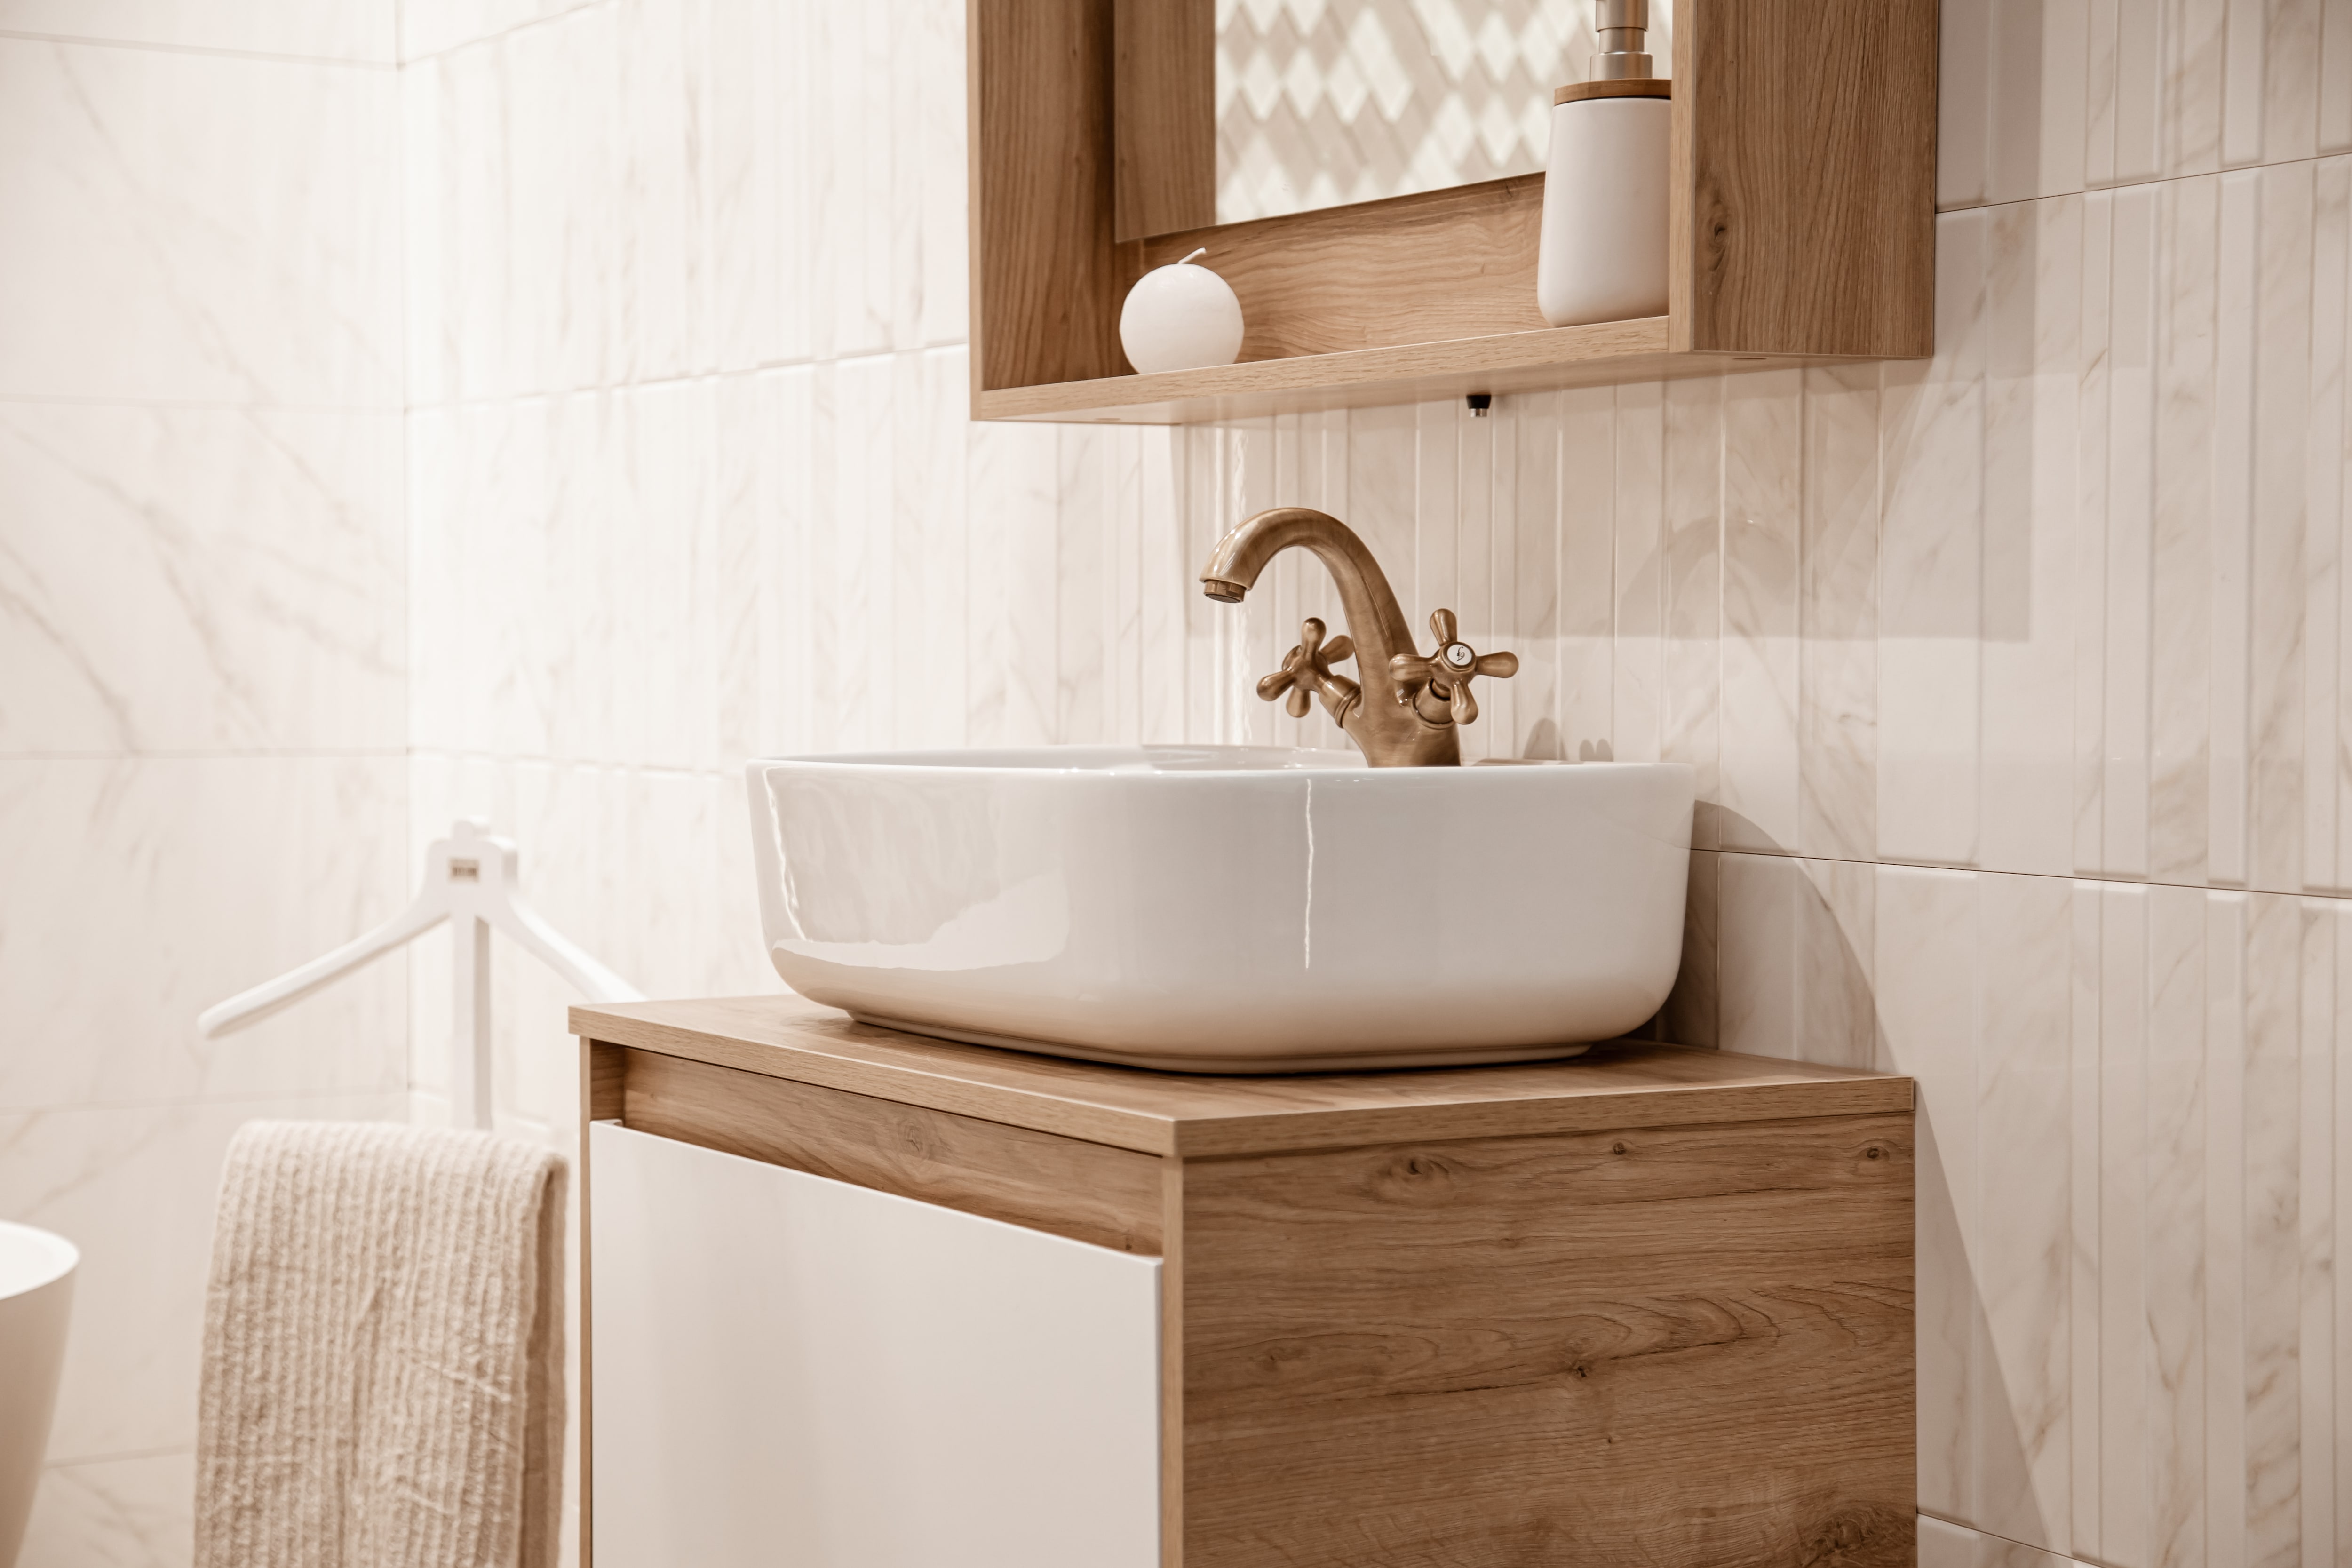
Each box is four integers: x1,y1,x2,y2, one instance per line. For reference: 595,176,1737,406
1257,617,1362,725
1388,608,1519,726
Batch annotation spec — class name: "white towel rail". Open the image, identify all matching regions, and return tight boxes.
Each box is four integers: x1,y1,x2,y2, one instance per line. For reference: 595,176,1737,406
199,819,643,1130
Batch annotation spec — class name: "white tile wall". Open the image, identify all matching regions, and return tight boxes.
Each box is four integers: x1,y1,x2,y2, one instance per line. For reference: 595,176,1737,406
0,36,400,406
0,2,396,62
0,7,407,1567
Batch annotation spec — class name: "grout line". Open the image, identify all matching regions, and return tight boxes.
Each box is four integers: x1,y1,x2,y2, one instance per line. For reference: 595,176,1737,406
0,1082,410,1123
400,342,975,417
1937,148,2352,215
395,0,614,68
1714,843,2352,905
0,749,408,763
0,28,394,69
1915,1507,2110,1568
405,748,733,782
0,393,399,415
42,1445,193,1471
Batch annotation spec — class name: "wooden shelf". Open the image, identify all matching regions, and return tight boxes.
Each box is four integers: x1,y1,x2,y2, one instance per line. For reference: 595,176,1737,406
977,315,1876,424
968,0,1939,426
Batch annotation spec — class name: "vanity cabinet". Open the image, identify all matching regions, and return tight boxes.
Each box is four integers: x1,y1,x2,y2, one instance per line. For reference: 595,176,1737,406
576,995,1918,1568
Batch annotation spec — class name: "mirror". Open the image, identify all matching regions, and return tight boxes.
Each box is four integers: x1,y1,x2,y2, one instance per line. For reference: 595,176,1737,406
1209,0,1675,226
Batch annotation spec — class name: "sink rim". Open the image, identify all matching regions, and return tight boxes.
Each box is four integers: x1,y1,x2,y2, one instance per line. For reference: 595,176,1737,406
751,742,1694,781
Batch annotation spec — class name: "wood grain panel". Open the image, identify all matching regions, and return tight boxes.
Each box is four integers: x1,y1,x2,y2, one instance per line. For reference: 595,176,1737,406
577,1040,603,1568
974,322,1845,426
1671,0,1939,357
1176,1112,1916,1567
618,1046,1165,1254
572,996,1914,1157
1113,0,1214,240
1127,176,1552,359
970,0,1125,392
587,1039,625,1121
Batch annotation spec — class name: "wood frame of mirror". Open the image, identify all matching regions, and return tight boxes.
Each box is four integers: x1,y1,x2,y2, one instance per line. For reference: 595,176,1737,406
969,0,1940,426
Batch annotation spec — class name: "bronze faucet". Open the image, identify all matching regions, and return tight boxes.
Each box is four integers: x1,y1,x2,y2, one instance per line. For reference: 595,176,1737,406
1200,507,1518,767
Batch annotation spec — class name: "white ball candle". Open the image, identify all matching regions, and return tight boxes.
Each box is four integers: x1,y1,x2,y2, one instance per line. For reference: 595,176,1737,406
1119,248,1244,374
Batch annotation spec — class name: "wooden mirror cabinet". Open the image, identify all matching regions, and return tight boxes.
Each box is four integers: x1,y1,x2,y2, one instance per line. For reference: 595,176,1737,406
969,0,1940,425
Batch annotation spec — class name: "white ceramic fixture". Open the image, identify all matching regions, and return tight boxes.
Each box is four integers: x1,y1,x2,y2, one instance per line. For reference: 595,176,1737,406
747,746,1694,1072
1118,248,1244,374
0,1223,76,1568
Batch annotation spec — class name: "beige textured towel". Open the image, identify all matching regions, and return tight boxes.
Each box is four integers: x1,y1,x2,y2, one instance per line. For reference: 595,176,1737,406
195,1121,564,1568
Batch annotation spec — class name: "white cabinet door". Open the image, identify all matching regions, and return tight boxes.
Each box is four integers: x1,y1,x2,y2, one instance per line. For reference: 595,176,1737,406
588,1122,1161,1568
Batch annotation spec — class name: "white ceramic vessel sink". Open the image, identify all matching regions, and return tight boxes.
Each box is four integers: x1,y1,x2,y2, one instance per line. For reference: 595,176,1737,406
747,746,1694,1073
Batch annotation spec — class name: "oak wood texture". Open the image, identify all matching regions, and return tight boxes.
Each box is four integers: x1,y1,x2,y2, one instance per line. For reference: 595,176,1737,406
570,994,1911,1157
1556,77,1672,104
1671,0,1939,357
976,319,1857,425
969,0,1938,423
1174,1112,1916,1566
969,0,1124,393
587,1040,625,1121
577,1000,1916,1568
612,1046,1165,1254
576,1041,602,1568
1113,0,1213,240
1130,176,1552,359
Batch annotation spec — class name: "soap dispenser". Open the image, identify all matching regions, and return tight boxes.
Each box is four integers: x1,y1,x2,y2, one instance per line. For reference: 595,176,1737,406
1536,0,1671,328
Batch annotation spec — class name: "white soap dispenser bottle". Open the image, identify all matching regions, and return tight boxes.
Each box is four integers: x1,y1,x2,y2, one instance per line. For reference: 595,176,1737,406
1536,0,1671,328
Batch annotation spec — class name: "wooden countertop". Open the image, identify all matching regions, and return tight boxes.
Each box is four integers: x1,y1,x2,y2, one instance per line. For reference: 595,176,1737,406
573,995,1911,1158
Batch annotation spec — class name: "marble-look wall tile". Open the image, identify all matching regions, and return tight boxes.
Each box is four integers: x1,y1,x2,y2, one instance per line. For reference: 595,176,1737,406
0,757,409,1111
1611,381,1667,763
1974,873,2076,1552
403,0,967,404
1938,0,2092,210
1874,863,1983,1522
1979,193,2079,877
1717,369,1802,854
0,405,403,755
0,0,396,63
1655,847,1718,1048
408,381,731,770
2249,160,2319,897
1705,849,2351,1563
0,37,398,406
2149,172,2221,886
1919,1513,2096,1568
400,0,594,63
1661,376,1723,849
1879,211,1988,868
1715,852,1877,1069
1540,388,1605,760
17,1449,194,1568
2311,161,2349,900
1796,363,1880,861
1942,0,2342,212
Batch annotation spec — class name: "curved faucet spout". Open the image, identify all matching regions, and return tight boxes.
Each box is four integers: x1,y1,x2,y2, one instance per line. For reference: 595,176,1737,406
1200,507,1461,767
1200,508,1415,659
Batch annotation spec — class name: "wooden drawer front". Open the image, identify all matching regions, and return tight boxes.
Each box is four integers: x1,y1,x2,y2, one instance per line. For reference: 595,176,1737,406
589,1122,1162,1568
1176,1112,1916,1567
607,1045,1165,1254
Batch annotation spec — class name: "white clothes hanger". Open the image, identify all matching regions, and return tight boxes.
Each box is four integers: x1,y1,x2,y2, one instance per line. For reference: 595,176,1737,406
199,819,643,1130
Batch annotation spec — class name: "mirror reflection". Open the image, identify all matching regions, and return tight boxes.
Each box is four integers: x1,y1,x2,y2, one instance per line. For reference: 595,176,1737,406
1214,0,1675,225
